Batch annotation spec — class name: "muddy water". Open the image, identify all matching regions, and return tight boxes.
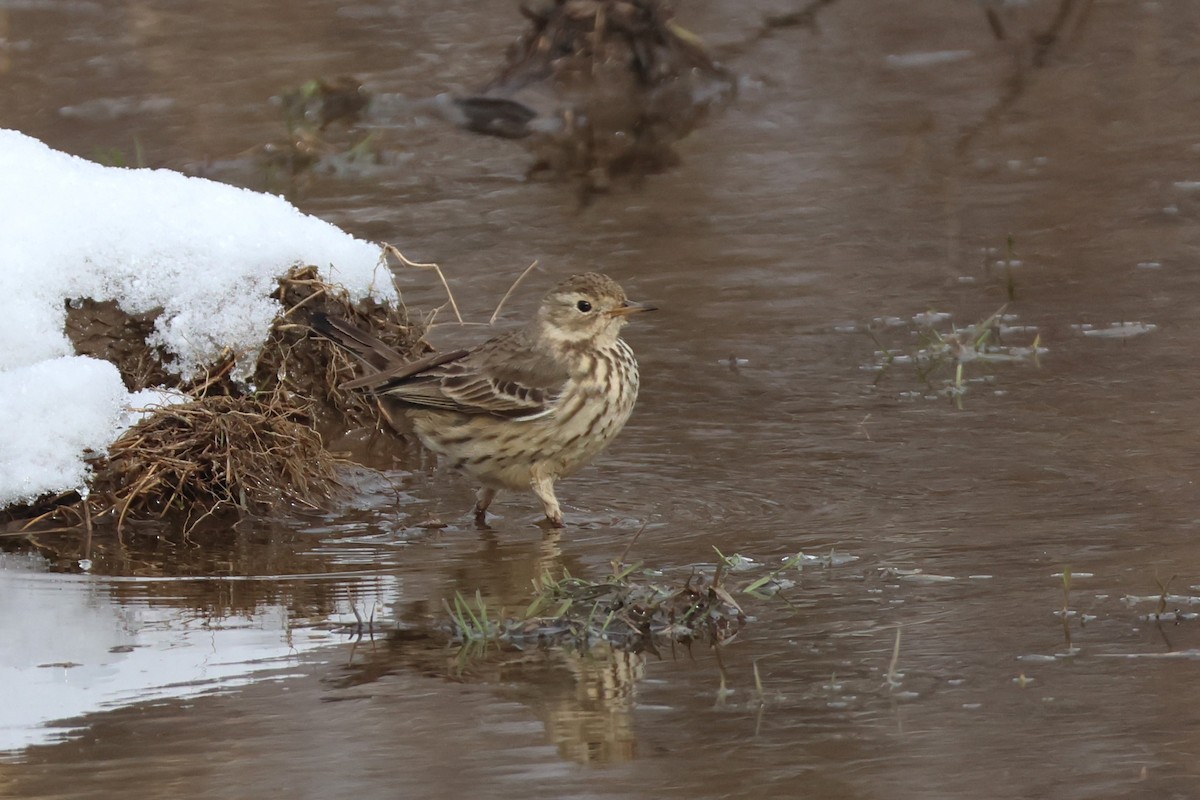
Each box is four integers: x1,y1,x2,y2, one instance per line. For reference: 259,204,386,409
5,0,1200,797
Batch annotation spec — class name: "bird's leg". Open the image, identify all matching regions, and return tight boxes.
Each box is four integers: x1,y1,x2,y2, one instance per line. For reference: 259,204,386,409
474,487,497,524
529,472,564,527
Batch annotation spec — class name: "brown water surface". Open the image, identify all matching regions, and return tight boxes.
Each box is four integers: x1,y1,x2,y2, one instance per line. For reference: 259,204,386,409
4,1,1200,798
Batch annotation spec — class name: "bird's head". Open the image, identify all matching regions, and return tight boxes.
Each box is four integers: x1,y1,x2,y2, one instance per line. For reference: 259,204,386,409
537,272,654,347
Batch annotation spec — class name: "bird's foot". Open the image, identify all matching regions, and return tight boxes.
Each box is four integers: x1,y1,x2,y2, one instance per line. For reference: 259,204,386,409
473,487,497,528
529,473,564,530
537,513,565,529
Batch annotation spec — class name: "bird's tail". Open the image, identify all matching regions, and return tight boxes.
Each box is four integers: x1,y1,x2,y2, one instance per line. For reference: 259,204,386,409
309,312,399,374
309,313,468,392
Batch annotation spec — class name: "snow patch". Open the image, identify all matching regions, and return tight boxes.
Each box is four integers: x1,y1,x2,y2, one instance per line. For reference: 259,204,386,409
0,357,129,506
0,129,396,508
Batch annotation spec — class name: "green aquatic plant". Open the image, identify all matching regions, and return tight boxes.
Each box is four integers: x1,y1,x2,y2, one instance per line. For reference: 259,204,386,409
441,547,847,659
867,303,1045,406
91,138,147,169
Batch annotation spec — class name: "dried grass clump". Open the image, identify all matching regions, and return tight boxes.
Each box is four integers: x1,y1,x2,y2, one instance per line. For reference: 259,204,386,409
7,260,428,538
91,394,334,527
254,263,426,431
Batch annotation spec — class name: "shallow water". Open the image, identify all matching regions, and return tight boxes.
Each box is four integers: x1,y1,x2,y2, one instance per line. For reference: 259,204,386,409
5,0,1200,797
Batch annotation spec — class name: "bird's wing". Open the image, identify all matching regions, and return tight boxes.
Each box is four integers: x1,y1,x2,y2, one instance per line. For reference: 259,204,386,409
378,329,568,419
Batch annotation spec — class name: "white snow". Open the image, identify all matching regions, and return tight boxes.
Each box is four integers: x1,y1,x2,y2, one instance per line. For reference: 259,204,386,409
0,129,396,508
0,357,129,504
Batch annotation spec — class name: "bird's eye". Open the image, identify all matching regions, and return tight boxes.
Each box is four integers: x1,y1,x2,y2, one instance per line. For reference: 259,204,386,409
576,300,592,313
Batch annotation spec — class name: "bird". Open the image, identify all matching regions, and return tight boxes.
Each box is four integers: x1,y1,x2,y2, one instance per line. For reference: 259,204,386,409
312,272,654,527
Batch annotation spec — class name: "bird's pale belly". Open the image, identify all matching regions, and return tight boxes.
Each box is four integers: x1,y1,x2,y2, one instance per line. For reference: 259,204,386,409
411,380,637,491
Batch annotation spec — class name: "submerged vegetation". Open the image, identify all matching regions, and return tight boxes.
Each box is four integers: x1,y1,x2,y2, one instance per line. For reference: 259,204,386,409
866,304,1046,405
442,546,849,662
257,76,382,182
447,563,744,656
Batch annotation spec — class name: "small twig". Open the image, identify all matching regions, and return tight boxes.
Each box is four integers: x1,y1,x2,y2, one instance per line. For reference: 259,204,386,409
885,626,902,688
426,320,495,332
81,495,93,562
615,521,649,568
490,260,540,325
1061,566,1072,615
858,413,873,441
280,285,328,317
382,243,463,324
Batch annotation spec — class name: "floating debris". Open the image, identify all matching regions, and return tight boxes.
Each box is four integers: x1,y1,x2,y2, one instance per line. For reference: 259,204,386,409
1073,322,1158,339
885,50,974,69
1121,594,1200,608
911,311,952,327
897,572,958,584
1096,650,1200,659
717,355,751,371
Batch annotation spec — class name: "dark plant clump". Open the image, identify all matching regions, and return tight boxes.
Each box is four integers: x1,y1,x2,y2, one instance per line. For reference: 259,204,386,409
440,548,821,661
462,0,735,191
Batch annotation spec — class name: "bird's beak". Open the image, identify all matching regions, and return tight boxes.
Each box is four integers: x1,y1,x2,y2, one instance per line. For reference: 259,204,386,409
608,301,657,317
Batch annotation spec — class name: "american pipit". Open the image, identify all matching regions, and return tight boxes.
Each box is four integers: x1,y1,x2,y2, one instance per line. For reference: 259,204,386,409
313,272,654,527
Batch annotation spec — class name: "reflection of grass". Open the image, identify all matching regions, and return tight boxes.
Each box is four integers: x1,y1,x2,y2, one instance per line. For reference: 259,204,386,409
257,76,377,186
868,304,1045,405
445,590,496,643
1122,576,1200,623
91,138,146,168
1057,566,1073,653
444,548,848,659
1155,573,1176,617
